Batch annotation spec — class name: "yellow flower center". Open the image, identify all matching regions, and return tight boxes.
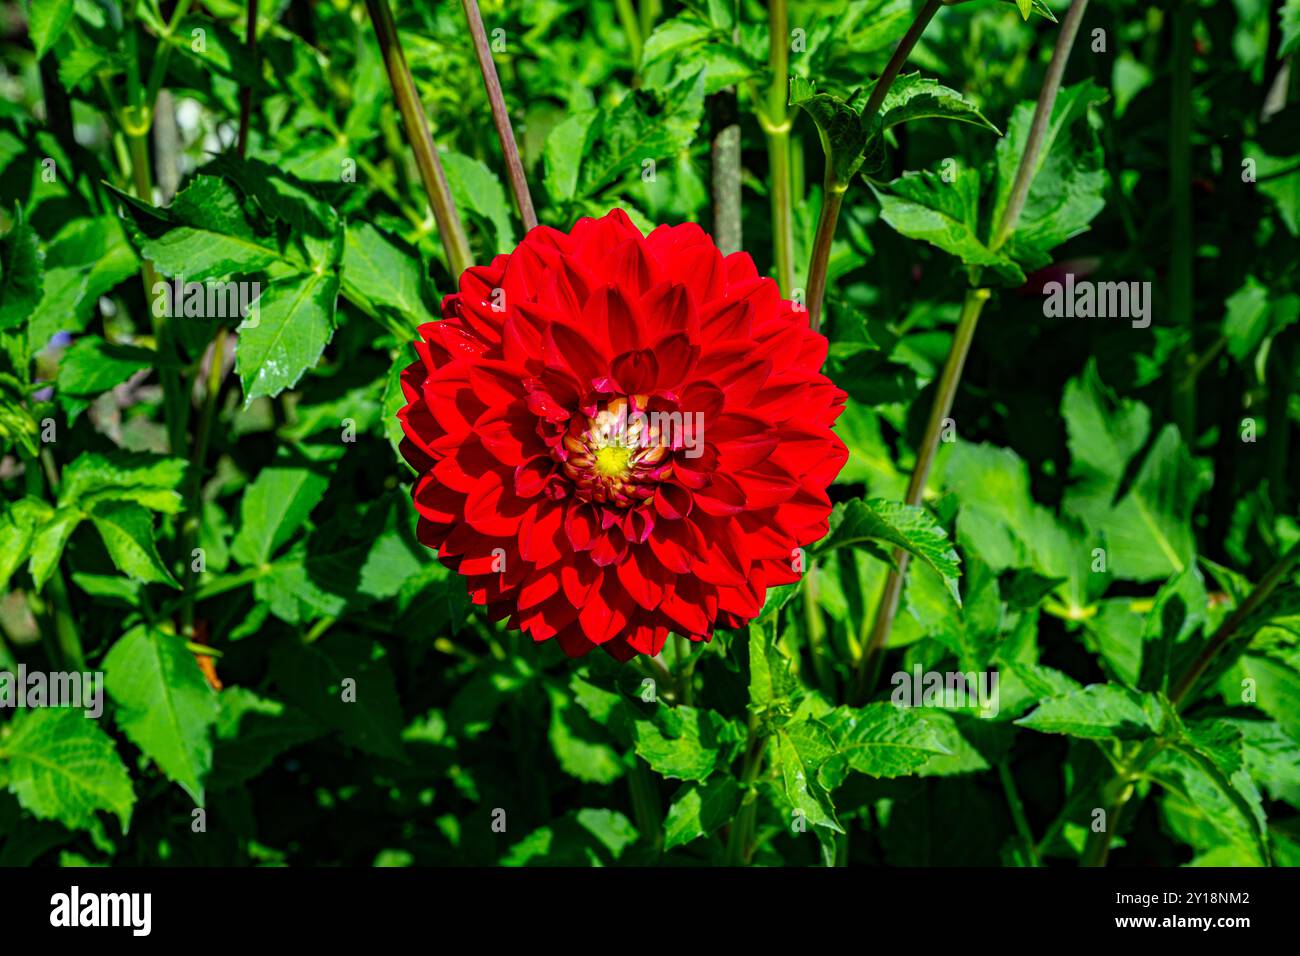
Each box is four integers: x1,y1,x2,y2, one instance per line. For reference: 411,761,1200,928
594,444,632,478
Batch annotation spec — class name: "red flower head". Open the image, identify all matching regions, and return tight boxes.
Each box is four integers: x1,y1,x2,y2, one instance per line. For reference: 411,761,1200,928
398,209,847,660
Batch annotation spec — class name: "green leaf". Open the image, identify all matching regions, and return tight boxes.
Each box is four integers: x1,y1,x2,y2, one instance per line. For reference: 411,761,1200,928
56,336,154,397
876,167,1021,279
747,618,796,713
269,636,407,762
662,777,741,850
989,80,1107,271
578,72,706,197
544,110,600,202
340,222,435,326
631,706,741,782
0,498,50,591
820,703,951,782
774,721,844,832
0,708,135,833
235,270,339,404
27,217,137,352
1016,683,1166,740
789,75,878,190
0,204,43,331
817,497,962,604
444,152,517,254
60,452,188,514
212,689,322,789
1061,365,1200,582
880,74,999,134
230,463,330,566
28,507,82,590
28,0,75,58
89,500,179,587
104,624,219,803
547,685,623,784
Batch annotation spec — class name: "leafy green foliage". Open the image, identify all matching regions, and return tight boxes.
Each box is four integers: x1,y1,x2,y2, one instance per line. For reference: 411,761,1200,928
0,0,1295,872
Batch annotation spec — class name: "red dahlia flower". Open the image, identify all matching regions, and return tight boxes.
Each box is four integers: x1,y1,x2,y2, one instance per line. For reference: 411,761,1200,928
398,209,848,660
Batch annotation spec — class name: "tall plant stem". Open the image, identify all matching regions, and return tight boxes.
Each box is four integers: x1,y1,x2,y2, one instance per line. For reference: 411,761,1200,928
990,0,1091,251
460,0,538,231
805,188,843,332
863,0,941,118
763,0,795,294
236,0,259,158
1081,541,1300,866
22,452,84,671
852,0,1091,702
851,287,989,702
1169,3,1195,440
126,131,187,456
627,757,663,853
615,0,644,70
805,0,941,330
710,90,743,255
725,722,768,865
180,329,229,635
365,0,473,277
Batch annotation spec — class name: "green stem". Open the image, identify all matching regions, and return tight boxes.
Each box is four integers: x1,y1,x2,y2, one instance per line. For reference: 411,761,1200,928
852,288,989,702
460,0,537,231
990,0,1092,251
22,452,84,671
1169,1,1195,440
615,0,643,67
998,761,1040,866
725,724,768,865
805,187,843,332
236,0,259,158
627,757,663,853
863,0,942,118
180,328,228,635
762,0,795,294
1082,542,1300,866
364,0,473,277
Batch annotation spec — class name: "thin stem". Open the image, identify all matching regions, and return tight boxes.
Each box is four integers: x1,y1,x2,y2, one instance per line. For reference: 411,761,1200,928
1082,542,1300,866
766,130,796,294
863,0,942,118
852,288,989,702
627,757,663,853
1169,541,1300,706
1169,2,1195,440
998,762,1041,866
710,90,743,255
22,452,84,671
127,132,188,456
460,0,537,232
762,0,795,294
806,0,942,329
180,329,228,635
725,723,768,865
615,0,643,67
805,188,843,332
990,0,1091,251
365,0,473,277
236,0,260,158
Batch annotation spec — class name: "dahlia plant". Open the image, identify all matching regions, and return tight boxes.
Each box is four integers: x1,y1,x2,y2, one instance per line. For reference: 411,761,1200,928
0,0,1296,875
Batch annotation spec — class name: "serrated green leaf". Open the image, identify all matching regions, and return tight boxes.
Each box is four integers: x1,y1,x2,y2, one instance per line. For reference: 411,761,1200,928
104,624,218,803
89,500,179,587
662,777,741,849
1016,683,1165,739
28,0,75,58
230,463,330,566
0,708,134,833
235,271,338,404
817,497,962,604
881,74,999,133
820,703,951,781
